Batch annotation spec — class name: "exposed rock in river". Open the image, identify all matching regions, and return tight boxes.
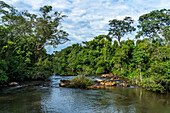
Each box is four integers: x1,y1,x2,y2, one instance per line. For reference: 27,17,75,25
59,80,70,87
9,82,19,86
59,75,131,89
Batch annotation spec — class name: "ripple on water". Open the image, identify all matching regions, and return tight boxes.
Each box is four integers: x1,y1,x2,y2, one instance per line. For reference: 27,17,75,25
0,75,170,113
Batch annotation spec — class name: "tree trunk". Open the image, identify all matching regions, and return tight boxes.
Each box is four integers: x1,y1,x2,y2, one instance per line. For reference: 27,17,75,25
136,79,138,84
118,39,120,46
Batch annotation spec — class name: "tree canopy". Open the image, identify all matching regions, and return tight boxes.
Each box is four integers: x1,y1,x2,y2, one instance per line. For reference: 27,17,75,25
136,9,170,45
0,1,169,93
108,17,136,45
0,1,69,83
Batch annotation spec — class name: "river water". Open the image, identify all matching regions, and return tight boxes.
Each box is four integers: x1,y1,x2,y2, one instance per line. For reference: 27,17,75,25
0,75,169,113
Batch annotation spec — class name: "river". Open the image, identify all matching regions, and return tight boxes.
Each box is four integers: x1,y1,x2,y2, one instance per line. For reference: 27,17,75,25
0,75,169,113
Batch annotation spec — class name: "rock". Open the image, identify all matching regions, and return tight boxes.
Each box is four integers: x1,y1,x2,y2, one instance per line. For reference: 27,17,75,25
9,82,19,86
100,82,116,86
101,73,114,78
87,85,104,89
100,82,105,85
110,78,114,80
59,80,70,87
105,82,116,86
101,74,107,78
114,78,120,81
118,83,130,87
59,82,67,87
94,79,103,82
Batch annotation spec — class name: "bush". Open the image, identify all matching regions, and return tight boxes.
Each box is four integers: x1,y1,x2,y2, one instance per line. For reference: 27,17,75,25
0,60,8,84
96,67,105,74
69,75,94,88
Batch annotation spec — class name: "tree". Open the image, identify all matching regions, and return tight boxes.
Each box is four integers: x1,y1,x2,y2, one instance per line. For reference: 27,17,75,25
108,17,136,45
0,1,70,62
0,1,69,82
30,6,70,51
136,9,170,44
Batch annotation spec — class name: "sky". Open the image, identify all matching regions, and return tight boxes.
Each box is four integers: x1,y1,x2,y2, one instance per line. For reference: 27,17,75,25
3,0,170,54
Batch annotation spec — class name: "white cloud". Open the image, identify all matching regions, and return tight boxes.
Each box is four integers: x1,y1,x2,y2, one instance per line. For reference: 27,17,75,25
2,0,170,53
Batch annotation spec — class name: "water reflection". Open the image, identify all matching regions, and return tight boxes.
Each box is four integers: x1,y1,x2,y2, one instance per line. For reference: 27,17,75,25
0,75,169,113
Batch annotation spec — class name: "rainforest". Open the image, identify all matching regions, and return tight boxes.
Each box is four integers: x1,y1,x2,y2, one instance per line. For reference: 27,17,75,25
0,1,170,113
0,1,169,93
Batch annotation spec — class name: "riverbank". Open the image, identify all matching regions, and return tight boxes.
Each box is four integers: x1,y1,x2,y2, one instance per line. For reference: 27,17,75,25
1,73,169,94
59,74,169,94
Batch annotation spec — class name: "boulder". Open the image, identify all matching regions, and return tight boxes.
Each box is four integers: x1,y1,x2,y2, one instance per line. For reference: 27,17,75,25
9,82,19,86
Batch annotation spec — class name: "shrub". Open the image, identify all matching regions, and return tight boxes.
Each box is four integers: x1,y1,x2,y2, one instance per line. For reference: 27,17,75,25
69,75,94,88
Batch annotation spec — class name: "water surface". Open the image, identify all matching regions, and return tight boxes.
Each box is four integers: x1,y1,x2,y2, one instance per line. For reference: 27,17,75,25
0,75,169,113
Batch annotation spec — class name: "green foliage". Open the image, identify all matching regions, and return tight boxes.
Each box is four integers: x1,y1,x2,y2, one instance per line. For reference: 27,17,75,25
136,9,170,44
69,75,94,88
0,2,69,83
108,17,136,45
0,2,169,93
32,58,53,79
0,59,8,83
53,9,169,92
96,67,105,74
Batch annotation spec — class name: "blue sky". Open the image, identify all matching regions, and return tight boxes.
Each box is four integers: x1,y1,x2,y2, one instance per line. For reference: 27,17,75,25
3,0,170,54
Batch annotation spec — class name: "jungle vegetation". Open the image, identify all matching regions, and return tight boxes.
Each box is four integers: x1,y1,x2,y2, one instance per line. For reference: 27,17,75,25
0,1,69,82
0,1,169,92
53,9,170,92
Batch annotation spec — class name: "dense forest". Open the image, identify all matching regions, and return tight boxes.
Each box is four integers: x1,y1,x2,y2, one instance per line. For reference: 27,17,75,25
0,1,169,92
0,1,69,82
53,9,170,92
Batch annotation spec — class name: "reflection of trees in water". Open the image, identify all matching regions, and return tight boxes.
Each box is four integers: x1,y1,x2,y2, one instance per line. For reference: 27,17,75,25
0,85,169,113
77,87,170,113
0,87,51,113
70,88,137,112
113,87,170,113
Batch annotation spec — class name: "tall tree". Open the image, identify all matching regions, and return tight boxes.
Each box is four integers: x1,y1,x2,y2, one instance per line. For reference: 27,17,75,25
108,17,136,45
30,6,70,51
0,1,70,61
136,9,170,44
0,1,69,82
